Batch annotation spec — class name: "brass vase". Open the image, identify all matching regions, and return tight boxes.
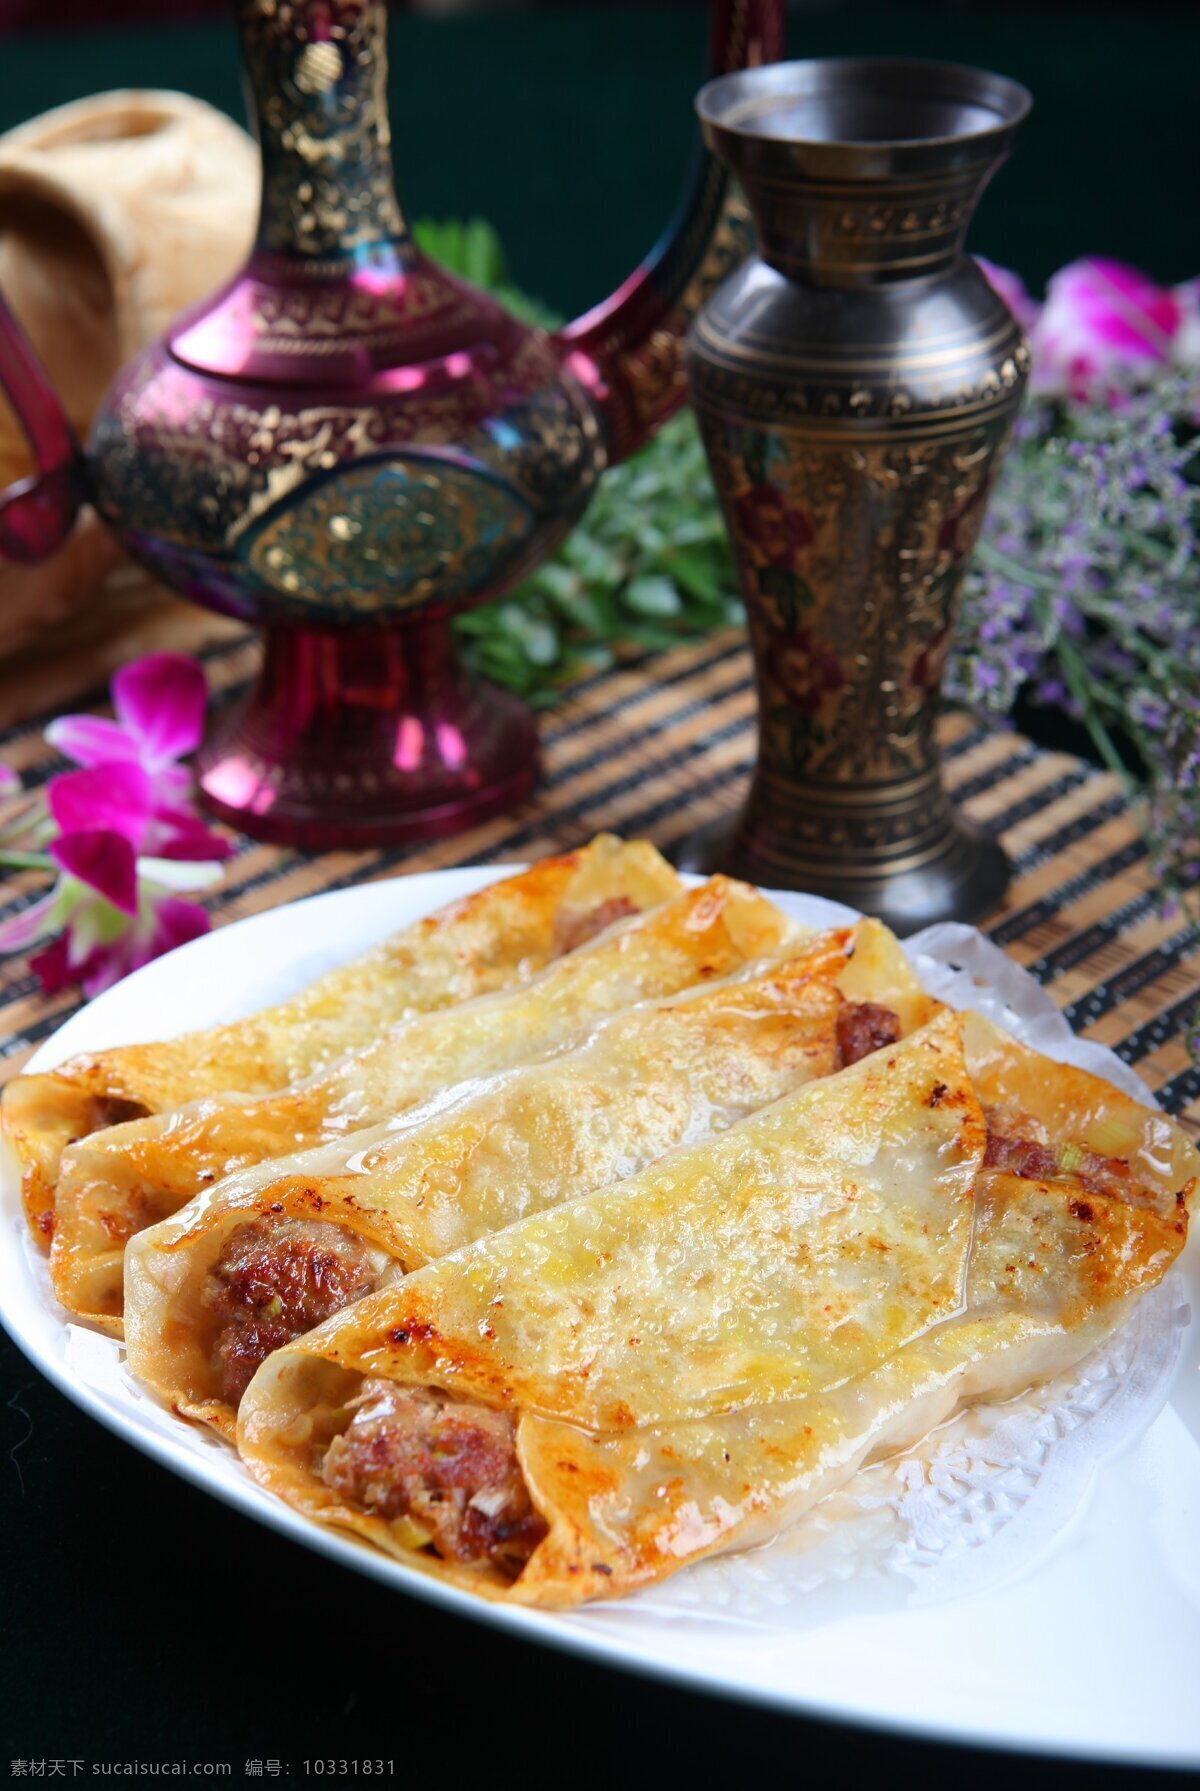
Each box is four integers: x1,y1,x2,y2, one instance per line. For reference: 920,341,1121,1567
682,59,1032,931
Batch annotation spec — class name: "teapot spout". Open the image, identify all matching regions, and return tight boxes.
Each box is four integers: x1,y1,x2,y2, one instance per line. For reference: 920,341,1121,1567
0,291,82,560
556,0,783,463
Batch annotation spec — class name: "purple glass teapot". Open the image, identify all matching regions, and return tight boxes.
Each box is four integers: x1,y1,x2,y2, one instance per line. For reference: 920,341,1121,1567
0,0,782,847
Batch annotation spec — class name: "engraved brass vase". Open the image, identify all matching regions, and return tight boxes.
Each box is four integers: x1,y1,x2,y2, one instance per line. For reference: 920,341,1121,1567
0,0,782,848
681,60,1032,931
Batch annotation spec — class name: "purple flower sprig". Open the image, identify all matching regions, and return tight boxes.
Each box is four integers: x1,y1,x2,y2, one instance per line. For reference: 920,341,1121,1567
947,368,1200,919
0,654,232,997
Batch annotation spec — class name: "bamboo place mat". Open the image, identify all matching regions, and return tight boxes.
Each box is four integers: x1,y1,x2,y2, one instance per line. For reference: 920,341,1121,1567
0,624,1196,1138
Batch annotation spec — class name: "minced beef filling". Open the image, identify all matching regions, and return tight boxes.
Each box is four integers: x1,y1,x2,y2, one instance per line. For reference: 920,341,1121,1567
92,1094,151,1130
321,1380,548,1576
982,1107,1133,1201
835,1001,902,1067
205,1217,379,1406
552,896,639,957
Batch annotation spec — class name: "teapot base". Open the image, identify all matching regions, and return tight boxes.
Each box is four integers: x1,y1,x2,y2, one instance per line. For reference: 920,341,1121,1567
196,614,539,851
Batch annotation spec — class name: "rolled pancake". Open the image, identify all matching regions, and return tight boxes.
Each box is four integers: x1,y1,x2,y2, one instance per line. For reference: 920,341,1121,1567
4,835,680,1243
125,920,941,1436
238,1012,1197,1607
52,875,799,1332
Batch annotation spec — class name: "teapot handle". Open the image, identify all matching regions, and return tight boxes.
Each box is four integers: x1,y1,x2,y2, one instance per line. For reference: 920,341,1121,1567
556,0,784,463
0,289,83,562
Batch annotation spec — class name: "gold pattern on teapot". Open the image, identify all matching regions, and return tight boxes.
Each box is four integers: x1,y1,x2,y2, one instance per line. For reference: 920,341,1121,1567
247,460,534,610
91,333,604,620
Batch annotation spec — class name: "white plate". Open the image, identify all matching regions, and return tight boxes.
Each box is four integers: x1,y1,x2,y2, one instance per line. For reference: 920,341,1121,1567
2,868,1198,1768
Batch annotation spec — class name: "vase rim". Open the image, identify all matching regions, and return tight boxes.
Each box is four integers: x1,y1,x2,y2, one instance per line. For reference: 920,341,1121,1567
696,57,1031,160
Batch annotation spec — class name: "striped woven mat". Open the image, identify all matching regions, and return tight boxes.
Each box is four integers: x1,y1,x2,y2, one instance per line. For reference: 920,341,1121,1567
1,624,1196,1138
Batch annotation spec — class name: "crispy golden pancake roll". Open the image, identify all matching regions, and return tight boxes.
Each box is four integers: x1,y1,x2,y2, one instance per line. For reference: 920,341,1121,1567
238,1011,988,1593
238,1013,1196,1607
53,875,800,1331
5,836,680,1244
124,920,941,1436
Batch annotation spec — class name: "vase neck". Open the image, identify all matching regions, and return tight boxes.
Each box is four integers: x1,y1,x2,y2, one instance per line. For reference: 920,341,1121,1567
696,60,1030,290
739,159,995,287
237,0,407,262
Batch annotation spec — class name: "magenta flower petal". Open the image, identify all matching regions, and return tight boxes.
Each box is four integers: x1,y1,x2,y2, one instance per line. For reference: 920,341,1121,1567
32,929,127,997
47,762,153,845
148,793,234,860
113,654,208,767
1063,258,1180,355
152,763,194,804
0,762,20,795
975,257,1039,331
51,829,139,916
140,894,211,964
29,934,77,996
33,920,133,999
79,939,135,999
45,714,141,769
149,813,236,861
1031,257,1183,401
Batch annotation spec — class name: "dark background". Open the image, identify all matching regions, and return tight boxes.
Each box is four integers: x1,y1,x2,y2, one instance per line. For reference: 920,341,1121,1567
1,1,1197,1781
0,0,1197,309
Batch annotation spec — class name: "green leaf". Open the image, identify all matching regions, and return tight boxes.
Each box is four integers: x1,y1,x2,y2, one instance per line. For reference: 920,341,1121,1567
625,575,683,619
529,563,579,604
515,618,560,667
661,544,725,604
0,848,55,872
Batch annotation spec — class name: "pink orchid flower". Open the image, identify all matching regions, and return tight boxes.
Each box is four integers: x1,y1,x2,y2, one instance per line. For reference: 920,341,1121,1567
1029,258,1183,402
45,653,230,858
0,827,218,998
0,651,229,997
975,256,1041,332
